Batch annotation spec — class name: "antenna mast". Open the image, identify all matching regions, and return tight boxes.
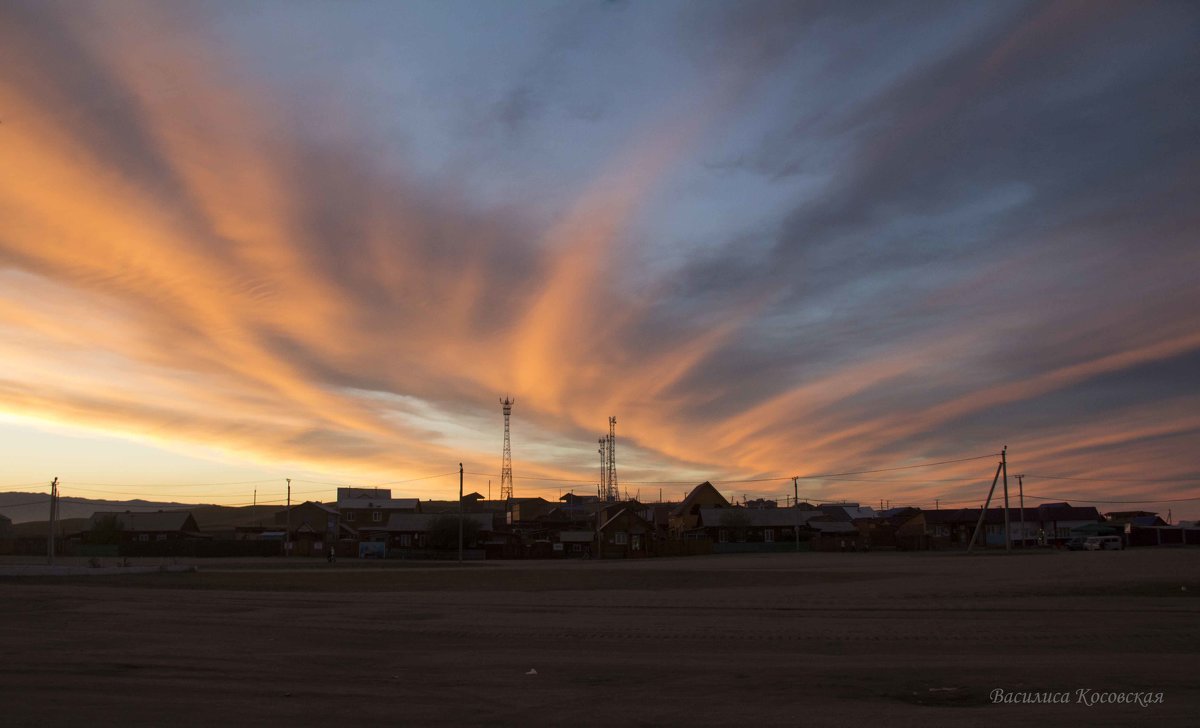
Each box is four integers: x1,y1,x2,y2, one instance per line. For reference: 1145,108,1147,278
606,416,619,502
499,397,514,501
598,437,608,500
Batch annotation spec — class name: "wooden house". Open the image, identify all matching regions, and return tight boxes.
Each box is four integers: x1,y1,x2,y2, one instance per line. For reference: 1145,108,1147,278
669,482,731,536
597,507,653,558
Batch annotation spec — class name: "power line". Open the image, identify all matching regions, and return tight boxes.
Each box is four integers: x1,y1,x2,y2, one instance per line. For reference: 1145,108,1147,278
1021,492,1200,504
465,452,1000,486
1023,473,1199,484
289,472,458,487
63,478,282,487
795,453,999,479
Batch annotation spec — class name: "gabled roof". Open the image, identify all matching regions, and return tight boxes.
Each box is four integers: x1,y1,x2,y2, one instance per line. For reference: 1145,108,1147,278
671,482,730,517
283,501,338,515
598,508,651,533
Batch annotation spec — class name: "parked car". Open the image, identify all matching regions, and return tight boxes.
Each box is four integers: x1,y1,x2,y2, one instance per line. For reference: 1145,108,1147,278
1065,536,1087,551
1084,535,1123,551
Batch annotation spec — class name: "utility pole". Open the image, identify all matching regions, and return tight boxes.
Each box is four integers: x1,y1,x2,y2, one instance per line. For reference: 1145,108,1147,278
1015,474,1025,549
458,463,464,564
793,476,800,553
968,449,1005,553
47,477,58,564
595,484,603,560
285,478,291,557
1001,446,1010,552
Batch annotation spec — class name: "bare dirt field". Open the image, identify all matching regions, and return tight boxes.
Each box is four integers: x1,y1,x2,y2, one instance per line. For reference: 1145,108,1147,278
2,549,1197,726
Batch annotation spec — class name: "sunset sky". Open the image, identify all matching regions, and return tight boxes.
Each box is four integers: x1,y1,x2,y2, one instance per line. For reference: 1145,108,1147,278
1,1,1197,517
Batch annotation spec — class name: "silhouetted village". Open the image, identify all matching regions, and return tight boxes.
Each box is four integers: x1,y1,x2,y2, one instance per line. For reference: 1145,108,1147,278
4,482,1197,560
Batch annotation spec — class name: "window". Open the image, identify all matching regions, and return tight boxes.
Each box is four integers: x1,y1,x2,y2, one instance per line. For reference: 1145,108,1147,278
719,529,728,543
615,531,628,545
399,534,412,547
631,534,641,550
156,534,167,542
346,512,356,522
372,511,382,523
764,529,774,543
572,544,581,552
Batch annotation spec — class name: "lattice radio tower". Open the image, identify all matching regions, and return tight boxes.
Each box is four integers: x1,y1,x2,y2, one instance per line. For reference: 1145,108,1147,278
499,397,514,501
605,416,619,502
598,437,609,499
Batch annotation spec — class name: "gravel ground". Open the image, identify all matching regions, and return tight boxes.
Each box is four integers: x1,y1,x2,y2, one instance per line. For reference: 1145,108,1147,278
1,549,1196,726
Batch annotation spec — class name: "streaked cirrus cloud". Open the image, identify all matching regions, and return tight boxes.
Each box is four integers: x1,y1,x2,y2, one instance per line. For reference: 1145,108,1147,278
0,1,1197,513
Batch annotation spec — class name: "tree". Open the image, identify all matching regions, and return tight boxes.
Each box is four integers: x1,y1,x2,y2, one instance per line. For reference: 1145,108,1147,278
428,514,481,551
88,515,122,545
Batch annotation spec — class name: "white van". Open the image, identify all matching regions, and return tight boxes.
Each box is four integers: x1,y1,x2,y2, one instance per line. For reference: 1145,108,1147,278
1084,535,1123,550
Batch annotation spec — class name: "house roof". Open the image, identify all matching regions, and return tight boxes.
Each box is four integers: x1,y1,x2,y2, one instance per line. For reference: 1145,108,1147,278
1130,515,1166,527
284,501,338,515
808,521,858,534
338,497,420,511
598,508,651,533
1036,503,1102,522
384,512,494,532
671,482,730,517
91,510,196,532
916,504,1102,526
817,504,878,521
539,506,597,523
697,507,824,528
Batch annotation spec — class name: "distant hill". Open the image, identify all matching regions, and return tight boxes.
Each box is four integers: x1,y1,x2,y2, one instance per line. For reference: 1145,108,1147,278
0,492,191,524
188,504,286,531
0,493,325,535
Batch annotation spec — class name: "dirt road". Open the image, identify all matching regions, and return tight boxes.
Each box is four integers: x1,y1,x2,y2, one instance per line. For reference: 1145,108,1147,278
2,550,1196,726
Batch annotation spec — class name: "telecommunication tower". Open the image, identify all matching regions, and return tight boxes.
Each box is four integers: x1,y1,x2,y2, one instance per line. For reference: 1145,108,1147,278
499,397,514,501
605,416,619,502
598,437,608,498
